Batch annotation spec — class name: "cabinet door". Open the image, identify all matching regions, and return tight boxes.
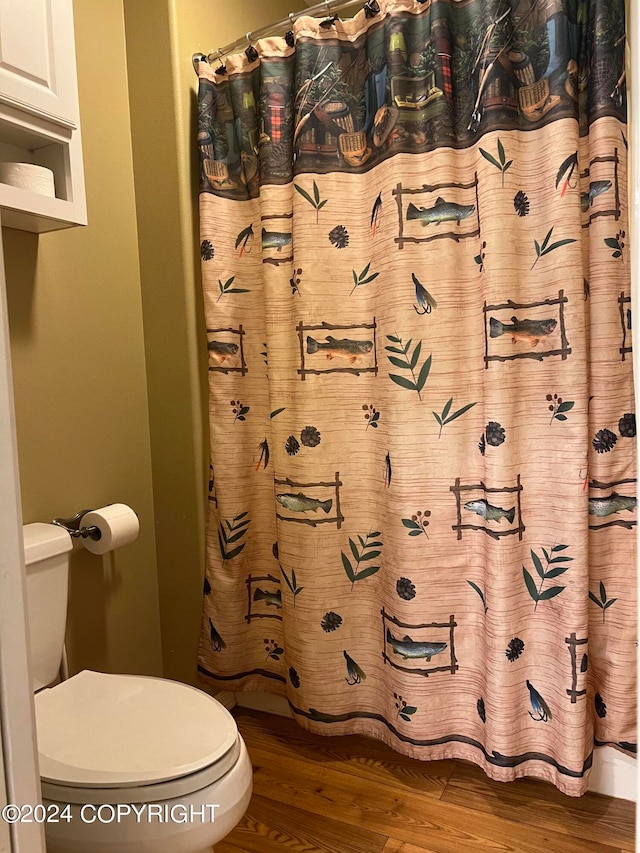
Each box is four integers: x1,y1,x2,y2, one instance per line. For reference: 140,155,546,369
0,0,78,126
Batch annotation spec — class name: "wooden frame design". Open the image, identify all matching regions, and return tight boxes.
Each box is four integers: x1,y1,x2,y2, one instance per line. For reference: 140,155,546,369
580,148,621,229
275,472,344,529
296,319,378,380
392,173,480,249
619,291,632,361
245,572,282,623
565,632,588,704
450,475,525,541
589,477,637,531
483,291,570,368
206,325,247,375
381,608,458,677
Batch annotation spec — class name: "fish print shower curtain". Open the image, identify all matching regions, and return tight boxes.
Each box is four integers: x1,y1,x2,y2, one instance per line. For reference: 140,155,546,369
197,0,636,795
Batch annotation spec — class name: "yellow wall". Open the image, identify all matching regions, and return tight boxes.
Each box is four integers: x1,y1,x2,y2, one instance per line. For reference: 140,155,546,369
5,0,163,678
123,0,295,686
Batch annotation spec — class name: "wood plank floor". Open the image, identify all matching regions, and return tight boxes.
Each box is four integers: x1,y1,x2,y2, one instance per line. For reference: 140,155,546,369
218,709,635,853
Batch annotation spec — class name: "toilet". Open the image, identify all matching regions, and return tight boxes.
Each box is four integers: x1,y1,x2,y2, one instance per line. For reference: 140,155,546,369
23,522,252,853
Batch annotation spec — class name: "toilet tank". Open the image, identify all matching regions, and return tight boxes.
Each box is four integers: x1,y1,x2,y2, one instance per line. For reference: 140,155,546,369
22,523,73,692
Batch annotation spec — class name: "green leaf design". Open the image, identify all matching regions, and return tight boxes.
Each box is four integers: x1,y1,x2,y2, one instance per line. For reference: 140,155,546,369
556,401,575,414
410,341,422,370
523,567,540,601
388,356,410,370
342,532,384,587
351,264,380,294
467,580,487,612
359,550,381,561
531,550,545,579
270,408,286,419
589,590,604,608
294,183,315,206
403,705,418,715
600,581,607,603
435,398,476,437
532,228,576,269
526,543,572,609
604,237,620,249
387,336,431,400
603,598,617,609
547,238,578,252
218,513,250,562
480,148,502,169
295,181,327,221
390,373,418,392
545,566,570,579
497,138,505,165
416,354,432,391
538,586,564,600
387,334,401,343
447,402,477,423
354,565,380,581
341,552,355,582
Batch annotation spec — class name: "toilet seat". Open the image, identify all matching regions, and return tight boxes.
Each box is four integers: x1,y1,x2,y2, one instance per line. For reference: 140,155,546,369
35,670,239,797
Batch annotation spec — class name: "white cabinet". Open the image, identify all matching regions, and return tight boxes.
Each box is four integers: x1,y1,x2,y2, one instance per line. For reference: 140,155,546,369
0,0,78,125
0,0,85,232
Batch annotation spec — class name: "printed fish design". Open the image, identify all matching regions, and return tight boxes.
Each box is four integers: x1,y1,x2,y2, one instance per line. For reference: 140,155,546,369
276,492,333,514
464,499,515,525
371,192,382,236
306,335,373,364
208,341,239,363
386,629,447,662
209,618,226,652
489,316,557,347
343,650,366,685
262,228,292,251
526,680,552,722
581,180,612,212
412,273,437,315
253,587,282,608
589,493,637,517
407,197,475,227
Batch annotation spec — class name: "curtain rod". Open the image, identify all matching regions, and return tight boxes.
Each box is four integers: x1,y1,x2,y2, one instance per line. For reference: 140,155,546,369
192,0,373,73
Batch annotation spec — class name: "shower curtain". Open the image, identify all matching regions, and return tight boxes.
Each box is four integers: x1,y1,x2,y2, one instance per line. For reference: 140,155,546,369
196,0,635,795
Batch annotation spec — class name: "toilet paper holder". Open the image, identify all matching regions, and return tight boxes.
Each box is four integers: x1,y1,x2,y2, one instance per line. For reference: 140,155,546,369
52,510,101,542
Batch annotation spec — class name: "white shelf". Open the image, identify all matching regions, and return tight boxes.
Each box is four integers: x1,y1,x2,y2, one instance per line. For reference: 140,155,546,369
0,101,85,232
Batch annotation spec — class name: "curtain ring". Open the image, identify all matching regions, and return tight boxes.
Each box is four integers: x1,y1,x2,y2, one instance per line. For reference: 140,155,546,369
289,12,295,25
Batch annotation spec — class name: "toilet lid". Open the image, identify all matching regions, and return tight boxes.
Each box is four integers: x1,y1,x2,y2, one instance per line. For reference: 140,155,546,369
35,670,238,787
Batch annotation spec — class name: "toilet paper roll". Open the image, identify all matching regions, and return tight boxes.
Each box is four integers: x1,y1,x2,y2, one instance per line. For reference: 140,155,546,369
80,504,139,555
0,162,55,197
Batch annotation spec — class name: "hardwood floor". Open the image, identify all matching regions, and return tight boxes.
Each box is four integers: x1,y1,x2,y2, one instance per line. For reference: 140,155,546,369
217,708,635,853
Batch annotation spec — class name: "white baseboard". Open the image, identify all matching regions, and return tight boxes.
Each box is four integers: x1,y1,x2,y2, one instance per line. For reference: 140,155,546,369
236,691,292,717
589,747,636,801
234,693,635,801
